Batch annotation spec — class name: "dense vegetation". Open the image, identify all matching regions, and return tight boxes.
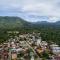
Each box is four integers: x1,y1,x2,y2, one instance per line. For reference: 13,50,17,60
0,16,31,29
0,16,60,45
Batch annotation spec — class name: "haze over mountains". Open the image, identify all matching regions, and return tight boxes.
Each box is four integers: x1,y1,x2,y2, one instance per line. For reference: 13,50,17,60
0,16,60,29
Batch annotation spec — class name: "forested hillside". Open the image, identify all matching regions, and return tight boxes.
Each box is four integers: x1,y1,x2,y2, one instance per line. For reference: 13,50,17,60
0,16,31,29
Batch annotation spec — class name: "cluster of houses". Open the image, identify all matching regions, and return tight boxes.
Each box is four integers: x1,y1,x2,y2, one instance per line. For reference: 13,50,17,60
0,32,60,60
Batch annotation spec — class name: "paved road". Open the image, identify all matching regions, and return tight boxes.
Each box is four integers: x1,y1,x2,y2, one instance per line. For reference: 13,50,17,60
24,40,42,60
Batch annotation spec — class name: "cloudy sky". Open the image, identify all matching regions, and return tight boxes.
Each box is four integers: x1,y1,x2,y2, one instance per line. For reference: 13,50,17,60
0,0,60,22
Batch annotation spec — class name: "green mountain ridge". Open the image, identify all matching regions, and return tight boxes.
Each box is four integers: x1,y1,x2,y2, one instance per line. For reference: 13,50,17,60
0,16,30,29
0,16,60,29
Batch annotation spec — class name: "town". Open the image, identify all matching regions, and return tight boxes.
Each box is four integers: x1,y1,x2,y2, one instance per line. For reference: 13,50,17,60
0,32,60,60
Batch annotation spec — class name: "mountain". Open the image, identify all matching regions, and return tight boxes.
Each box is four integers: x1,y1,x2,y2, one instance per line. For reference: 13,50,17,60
33,21,60,29
0,16,31,29
0,16,60,29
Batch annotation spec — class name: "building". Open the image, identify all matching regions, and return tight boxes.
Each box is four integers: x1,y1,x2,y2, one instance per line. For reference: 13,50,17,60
36,38,41,46
54,55,60,60
12,50,17,60
32,36,36,42
50,44,60,54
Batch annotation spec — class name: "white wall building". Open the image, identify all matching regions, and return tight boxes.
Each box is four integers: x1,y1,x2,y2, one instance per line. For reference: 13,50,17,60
37,39,41,46
50,44,60,54
32,36,36,42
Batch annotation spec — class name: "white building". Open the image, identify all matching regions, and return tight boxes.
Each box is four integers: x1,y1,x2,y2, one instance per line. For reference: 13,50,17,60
32,36,36,42
30,52,34,60
41,41,48,46
31,56,34,60
37,38,41,46
50,44,60,54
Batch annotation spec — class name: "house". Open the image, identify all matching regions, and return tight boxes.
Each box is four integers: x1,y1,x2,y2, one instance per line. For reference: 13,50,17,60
36,38,41,46
12,52,17,60
54,55,60,60
50,44,60,54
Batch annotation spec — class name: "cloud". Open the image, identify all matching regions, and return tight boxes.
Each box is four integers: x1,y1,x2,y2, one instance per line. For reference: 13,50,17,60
0,0,60,22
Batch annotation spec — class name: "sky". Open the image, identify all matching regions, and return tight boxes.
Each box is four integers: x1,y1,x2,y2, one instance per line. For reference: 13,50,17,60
0,0,60,22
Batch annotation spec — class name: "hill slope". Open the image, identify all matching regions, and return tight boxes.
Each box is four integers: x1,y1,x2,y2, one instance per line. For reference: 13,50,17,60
0,16,60,29
0,16,31,29
33,21,60,29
